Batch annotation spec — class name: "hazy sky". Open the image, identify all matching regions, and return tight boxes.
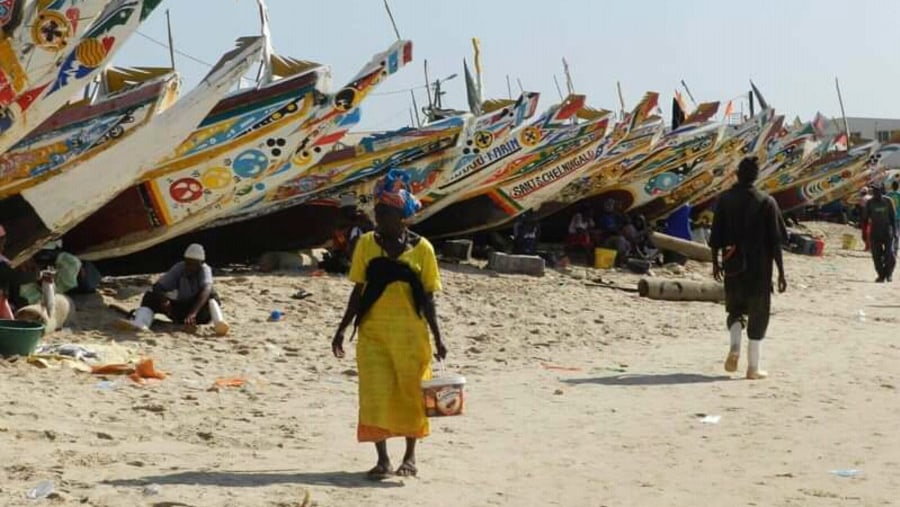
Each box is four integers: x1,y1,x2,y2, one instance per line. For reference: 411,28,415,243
112,0,900,130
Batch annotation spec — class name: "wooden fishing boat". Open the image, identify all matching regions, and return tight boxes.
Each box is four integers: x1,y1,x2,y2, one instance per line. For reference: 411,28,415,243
535,92,664,220
1,0,164,153
69,40,414,261
415,102,614,238
210,113,468,229
0,67,178,199
1,36,264,264
340,91,543,222
92,94,599,271
545,103,722,224
450,94,600,200
630,109,781,220
0,0,112,147
690,117,825,215
769,144,878,213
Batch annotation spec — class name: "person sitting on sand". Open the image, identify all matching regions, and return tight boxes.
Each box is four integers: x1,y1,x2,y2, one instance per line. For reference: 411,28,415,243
594,201,633,266
122,244,229,335
0,225,42,315
322,208,374,274
513,210,541,255
566,205,595,263
331,168,447,480
623,214,657,260
18,240,82,306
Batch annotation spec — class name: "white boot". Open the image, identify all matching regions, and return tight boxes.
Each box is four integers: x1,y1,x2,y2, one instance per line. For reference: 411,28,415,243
746,339,768,380
122,307,154,332
724,322,742,372
208,299,229,336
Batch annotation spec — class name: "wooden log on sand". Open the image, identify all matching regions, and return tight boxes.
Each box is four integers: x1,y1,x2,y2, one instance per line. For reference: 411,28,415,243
650,232,712,262
638,278,725,302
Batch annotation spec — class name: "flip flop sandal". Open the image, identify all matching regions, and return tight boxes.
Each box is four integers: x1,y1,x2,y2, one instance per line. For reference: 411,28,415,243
366,463,393,481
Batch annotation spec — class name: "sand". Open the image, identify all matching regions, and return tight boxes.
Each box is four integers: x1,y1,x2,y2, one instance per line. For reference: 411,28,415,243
1,222,898,506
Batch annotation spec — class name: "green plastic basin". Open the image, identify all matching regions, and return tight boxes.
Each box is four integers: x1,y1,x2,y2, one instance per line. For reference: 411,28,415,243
0,320,45,357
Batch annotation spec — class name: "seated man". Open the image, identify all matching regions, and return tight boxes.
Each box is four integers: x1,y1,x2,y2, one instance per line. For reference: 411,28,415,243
0,225,41,316
596,200,630,265
513,210,541,255
122,244,229,335
623,214,658,260
18,240,82,305
566,205,595,263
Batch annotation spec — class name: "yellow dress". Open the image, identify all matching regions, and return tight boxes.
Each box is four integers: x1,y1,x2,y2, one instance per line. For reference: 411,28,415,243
349,231,442,442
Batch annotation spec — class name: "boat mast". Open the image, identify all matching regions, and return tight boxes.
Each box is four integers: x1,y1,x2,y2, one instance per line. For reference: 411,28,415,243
680,80,697,106
616,81,626,120
383,0,402,40
409,89,421,127
424,59,434,114
165,9,176,70
562,58,575,94
553,75,564,101
835,77,851,146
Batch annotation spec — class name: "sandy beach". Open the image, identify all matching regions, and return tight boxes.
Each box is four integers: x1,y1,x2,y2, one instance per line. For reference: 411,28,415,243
1,222,898,506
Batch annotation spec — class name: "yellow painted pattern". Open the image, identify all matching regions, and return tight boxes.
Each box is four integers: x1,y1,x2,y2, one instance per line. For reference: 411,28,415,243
0,38,27,96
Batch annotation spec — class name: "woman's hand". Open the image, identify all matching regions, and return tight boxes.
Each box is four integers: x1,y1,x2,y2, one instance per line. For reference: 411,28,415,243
332,329,346,358
434,340,448,361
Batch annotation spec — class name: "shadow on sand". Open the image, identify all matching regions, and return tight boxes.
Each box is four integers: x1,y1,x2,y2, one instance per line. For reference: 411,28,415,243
563,373,732,387
104,469,404,490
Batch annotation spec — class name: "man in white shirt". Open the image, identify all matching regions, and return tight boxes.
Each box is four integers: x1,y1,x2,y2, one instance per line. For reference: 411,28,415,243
122,244,229,335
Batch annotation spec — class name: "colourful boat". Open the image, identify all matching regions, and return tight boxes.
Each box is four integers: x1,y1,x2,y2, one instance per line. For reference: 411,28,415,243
631,109,781,219
0,36,264,264
211,113,468,229
69,40,414,261
349,91,543,221
769,144,878,213
536,92,664,219
0,67,178,198
546,102,722,223
1,0,164,153
0,0,112,138
415,98,615,237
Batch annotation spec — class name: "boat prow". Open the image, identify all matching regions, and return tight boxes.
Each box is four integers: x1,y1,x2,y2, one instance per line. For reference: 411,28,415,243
4,35,265,265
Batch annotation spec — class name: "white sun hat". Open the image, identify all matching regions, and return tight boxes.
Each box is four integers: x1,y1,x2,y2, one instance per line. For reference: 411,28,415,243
184,243,206,261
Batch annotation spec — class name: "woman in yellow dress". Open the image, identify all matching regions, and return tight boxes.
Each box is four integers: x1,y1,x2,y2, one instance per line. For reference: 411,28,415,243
332,169,447,480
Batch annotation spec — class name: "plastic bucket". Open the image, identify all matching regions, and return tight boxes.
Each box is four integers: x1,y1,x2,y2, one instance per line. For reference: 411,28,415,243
422,374,466,417
0,320,45,357
594,248,617,269
841,233,858,250
813,239,825,257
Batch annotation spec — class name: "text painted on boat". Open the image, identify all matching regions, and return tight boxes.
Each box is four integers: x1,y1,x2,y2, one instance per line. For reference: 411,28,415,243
507,147,598,199
450,137,522,184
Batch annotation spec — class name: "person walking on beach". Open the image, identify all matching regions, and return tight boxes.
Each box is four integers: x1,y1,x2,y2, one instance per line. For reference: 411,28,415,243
332,169,447,480
861,184,897,282
710,157,787,380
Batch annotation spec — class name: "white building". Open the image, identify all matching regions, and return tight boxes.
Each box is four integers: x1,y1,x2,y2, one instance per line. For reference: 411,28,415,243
825,117,900,168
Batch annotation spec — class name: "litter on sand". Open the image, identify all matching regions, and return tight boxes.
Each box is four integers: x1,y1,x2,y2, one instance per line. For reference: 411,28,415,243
699,415,722,424
830,469,862,478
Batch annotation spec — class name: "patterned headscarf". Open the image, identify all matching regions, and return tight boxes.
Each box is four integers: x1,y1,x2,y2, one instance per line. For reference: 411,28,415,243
374,169,421,219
